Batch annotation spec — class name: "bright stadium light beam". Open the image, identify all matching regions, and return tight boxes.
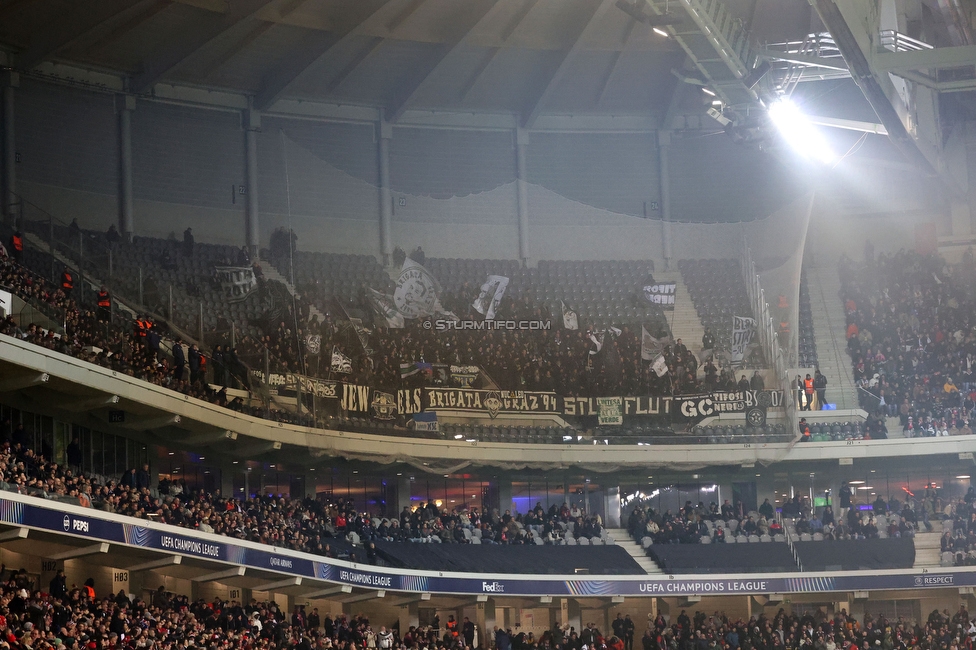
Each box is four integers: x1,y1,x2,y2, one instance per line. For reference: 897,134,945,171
767,98,836,165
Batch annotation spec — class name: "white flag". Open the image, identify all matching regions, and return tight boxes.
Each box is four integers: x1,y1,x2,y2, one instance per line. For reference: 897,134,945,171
651,354,669,377
641,326,672,361
561,301,578,330
472,275,510,320
331,346,352,374
393,258,440,319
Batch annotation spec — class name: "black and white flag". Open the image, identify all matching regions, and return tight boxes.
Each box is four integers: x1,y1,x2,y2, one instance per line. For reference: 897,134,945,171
731,316,757,365
331,346,353,374
472,275,510,320
368,288,404,328
304,334,321,355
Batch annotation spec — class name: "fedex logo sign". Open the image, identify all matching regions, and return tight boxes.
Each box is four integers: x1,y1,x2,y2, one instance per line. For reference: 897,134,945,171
482,581,505,593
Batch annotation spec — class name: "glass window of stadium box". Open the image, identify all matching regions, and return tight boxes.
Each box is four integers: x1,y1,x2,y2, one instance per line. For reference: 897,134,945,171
619,478,723,517
770,464,975,520
157,448,221,494
1,403,149,478
410,474,492,517
512,479,597,515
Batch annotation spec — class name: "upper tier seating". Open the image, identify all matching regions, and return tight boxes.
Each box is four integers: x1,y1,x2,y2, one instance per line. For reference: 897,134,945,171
678,259,751,348
375,541,644,574
278,252,670,333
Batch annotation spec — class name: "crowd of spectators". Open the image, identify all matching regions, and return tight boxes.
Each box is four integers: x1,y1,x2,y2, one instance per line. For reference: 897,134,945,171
840,248,976,438
5,578,976,650
0,566,403,650
625,500,784,545
0,256,314,429
630,606,976,650
0,429,606,567
623,488,944,546
1,243,774,446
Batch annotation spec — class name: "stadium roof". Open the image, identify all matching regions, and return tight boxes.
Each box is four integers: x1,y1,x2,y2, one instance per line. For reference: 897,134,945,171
0,0,973,179
0,0,819,124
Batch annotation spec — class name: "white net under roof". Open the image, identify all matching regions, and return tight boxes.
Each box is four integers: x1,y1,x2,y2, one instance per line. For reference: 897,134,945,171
742,193,814,371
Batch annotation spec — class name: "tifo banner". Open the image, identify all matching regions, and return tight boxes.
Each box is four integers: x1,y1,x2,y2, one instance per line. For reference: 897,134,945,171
674,390,784,419
425,388,561,418
472,275,510,320
253,372,786,422
255,371,338,399
731,316,757,365
597,397,623,426
214,266,257,303
643,283,676,308
340,384,424,419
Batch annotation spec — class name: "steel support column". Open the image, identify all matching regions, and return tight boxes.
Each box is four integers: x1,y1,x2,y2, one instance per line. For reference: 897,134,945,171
245,107,260,255
118,94,135,241
515,128,530,264
378,119,393,265
2,73,17,223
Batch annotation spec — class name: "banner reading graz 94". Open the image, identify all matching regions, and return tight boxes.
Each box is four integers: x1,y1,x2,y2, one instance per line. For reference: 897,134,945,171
425,389,560,418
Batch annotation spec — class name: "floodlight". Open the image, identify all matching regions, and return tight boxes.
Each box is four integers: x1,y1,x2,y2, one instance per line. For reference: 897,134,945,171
767,98,836,164
653,27,669,37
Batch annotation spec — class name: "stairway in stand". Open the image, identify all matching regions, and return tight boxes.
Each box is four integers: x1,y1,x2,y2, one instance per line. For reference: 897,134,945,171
913,531,944,568
804,265,859,410
653,272,706,353
605,528,663,574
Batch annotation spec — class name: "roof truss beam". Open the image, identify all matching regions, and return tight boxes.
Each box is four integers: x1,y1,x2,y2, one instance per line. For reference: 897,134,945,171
523,0,619,128
130,0,275,93
596,17,638,107
17,0,158,70
457,0,539,103
387,0,502,122
252,0,393,111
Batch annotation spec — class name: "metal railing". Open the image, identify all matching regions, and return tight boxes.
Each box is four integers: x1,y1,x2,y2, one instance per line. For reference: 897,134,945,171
879,29,934,53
